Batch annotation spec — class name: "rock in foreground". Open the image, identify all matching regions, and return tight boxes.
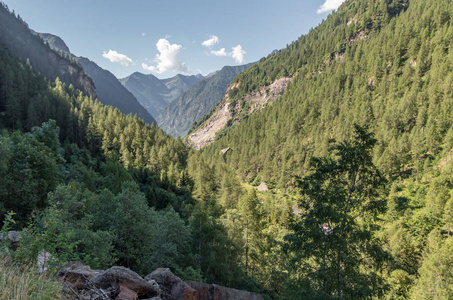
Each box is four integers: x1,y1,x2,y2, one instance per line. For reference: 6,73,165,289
60,262,264,300
187,281,264,300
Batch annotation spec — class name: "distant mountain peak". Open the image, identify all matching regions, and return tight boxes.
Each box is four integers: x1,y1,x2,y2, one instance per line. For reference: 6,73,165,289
120,72,204,118
156,62,255,138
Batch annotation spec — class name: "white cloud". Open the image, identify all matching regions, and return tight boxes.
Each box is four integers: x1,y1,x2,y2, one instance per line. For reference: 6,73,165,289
142,38,189,74
210,48,228,57
207,45,247,63
202,35,220,48
102,50,133,66
231,45,246,63
142,33,146,36
317,0,346,13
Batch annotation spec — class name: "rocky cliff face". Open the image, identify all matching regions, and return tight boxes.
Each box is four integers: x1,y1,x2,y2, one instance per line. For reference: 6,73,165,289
187,77,291,150
60,262,264,300
46,51,96,99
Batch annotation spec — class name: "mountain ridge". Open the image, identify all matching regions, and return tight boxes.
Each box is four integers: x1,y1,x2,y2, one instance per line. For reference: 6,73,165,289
38,32,156,124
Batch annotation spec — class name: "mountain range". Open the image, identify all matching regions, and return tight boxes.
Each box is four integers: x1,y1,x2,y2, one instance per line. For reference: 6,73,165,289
119,72,204,118
157,63,255,138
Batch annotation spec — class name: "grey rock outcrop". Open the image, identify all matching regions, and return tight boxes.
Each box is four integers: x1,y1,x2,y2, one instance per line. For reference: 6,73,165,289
145,268,196,300
89,266,161,298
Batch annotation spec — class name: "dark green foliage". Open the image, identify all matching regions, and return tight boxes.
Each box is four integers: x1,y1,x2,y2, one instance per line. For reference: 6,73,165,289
0,11,257,294
285,126,386,299
3,0,453,298
0,122,64,226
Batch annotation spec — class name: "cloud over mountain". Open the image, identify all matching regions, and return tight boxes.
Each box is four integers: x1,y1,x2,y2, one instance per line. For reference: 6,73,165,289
142,38,189,74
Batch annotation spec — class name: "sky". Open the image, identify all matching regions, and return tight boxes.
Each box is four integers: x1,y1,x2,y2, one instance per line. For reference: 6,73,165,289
3,0,346,79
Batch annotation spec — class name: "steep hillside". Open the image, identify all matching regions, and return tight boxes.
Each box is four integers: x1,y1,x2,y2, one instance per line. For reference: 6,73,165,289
120,72,203,118
0,3,95,98
191,0,430,184
5,0,453,298
157,63,255,138
38,33,156,125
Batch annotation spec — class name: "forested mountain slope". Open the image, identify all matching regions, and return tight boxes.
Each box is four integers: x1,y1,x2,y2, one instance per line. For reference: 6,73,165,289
157,63,254,138
120,72,203,118
38,33,156,125
196,0,451,186
0,3,95,98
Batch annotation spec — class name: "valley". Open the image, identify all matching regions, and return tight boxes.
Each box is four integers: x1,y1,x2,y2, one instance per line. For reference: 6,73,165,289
1,0,453,299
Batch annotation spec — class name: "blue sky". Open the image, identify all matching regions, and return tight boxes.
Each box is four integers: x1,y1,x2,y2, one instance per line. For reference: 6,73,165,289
3,0,346,79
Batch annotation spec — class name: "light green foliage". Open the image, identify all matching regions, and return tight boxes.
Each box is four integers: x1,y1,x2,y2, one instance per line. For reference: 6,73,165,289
109,181,156,272
45,182,115,269
410,232,453,299
198,0,453,192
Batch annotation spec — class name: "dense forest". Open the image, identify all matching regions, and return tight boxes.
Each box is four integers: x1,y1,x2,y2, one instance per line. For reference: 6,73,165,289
1,0,453,299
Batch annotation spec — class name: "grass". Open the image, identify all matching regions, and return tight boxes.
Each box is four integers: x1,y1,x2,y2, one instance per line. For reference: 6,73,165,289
0,255,63,300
